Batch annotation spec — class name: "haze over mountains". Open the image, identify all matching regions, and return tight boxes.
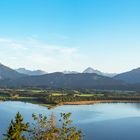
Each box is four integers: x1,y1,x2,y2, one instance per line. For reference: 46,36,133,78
16,68,47,76
0,63,140,90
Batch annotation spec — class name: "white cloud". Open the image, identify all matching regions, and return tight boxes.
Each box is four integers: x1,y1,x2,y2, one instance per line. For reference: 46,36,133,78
0,37,84,72
0,38,12,43
0,38,27,50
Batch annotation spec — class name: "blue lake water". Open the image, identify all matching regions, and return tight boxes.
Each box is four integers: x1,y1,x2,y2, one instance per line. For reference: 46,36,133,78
1,101,140,140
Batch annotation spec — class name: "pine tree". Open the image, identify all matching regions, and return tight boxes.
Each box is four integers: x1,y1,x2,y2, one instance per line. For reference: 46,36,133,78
4,112,29,140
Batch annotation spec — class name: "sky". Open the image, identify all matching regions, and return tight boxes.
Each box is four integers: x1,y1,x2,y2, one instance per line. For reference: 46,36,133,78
0,0,140,73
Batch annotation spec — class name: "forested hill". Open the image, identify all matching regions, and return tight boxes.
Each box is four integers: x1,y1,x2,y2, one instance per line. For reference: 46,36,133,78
114,68,140,84
0,72,127,90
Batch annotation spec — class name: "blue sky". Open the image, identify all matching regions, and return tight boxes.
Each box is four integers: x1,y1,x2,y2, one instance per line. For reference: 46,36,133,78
0,0,140,73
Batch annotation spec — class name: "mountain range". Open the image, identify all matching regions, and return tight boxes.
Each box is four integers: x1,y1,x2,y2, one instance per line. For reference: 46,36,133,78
15,67,117,77
2,72,126,90
0,63,140,90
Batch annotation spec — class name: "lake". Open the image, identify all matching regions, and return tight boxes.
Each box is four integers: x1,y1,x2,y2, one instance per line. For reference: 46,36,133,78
1,101,140,140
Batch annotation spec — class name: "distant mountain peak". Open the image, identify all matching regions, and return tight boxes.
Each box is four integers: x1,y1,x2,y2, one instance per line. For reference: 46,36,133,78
16,68,47,76
83,67,117,77
83,67,102,75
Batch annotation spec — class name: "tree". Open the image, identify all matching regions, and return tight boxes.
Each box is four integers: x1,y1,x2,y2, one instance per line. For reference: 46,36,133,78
30,113,59,140
30,112,82,140
49,113,55,129
59,113,82,140
4,112,83,140
4,112,29,140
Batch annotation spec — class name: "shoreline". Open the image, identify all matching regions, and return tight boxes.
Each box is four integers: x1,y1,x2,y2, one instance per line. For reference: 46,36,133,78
1,99,140,109
62,100,140,105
